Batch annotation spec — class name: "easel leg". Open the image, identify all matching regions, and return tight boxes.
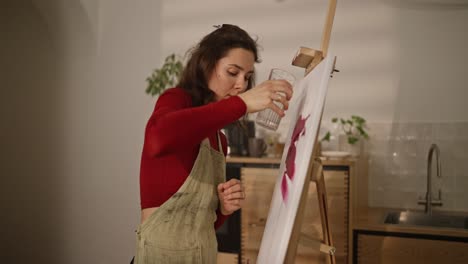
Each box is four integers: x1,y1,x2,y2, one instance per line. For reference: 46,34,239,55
316,165,336,264
285,159,337,264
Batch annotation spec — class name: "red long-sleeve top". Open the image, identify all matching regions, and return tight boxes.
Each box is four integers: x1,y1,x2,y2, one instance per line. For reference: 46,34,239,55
139,87,247,229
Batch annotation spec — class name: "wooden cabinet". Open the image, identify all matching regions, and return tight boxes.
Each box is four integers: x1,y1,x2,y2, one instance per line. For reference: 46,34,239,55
241,168,277,264
217,252,238,264
356,232,468,264
241,164,351,263
220,157,281,262
320,169,349,263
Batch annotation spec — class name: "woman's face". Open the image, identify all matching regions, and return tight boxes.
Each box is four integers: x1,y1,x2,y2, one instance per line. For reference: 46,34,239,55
208,48,255,101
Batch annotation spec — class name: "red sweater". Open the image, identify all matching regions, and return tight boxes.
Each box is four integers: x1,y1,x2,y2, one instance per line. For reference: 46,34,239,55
139,87,247,229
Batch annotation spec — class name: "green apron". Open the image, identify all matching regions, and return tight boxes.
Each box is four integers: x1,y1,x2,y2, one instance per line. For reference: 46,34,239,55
135,135,225,264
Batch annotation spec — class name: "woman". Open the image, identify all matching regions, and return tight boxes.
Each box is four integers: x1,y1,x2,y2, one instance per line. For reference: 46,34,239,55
135,24,293,263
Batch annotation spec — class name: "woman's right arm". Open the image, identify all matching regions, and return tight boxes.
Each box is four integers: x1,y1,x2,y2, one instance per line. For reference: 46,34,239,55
144,88,246,157
144,79,293,157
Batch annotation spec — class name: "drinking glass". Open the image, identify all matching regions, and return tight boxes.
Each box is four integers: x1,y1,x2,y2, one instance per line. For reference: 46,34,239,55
255,68,295,131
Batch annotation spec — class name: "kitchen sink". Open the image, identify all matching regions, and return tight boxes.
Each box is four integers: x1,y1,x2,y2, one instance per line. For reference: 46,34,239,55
384,211,468,230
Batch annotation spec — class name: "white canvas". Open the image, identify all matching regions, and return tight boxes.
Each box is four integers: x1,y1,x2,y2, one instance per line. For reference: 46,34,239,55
257,55,335,263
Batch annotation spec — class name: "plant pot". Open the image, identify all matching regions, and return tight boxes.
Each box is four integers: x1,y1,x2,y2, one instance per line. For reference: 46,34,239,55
320,130,340,151
338,135,362,157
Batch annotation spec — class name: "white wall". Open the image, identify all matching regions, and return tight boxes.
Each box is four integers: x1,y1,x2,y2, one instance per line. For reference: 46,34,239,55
1,0,160,263
395,3,468,122
161,0,468,133
161,0,400,139
364,2,468,210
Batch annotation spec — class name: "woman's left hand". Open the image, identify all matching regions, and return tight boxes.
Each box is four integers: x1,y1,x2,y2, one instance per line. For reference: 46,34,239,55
217,179,245,216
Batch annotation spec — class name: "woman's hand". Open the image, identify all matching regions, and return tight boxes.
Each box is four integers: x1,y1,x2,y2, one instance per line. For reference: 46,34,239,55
217,179,245,216
237,79,293,116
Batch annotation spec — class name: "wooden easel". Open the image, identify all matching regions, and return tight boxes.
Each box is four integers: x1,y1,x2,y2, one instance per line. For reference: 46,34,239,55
284,0,338,263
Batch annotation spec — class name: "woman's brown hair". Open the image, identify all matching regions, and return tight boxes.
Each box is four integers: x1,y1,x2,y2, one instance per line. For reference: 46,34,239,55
177,24,260,106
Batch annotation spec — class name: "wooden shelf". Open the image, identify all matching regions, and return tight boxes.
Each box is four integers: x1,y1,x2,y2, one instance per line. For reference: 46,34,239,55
319,157,357,166
227,156,356,166
226,156,281,164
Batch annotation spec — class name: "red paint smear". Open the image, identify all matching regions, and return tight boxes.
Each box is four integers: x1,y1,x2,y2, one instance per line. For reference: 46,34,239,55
281,114,311,203
285,143,296,180
291,115,309,142
284,115,310,181
281,174,288,202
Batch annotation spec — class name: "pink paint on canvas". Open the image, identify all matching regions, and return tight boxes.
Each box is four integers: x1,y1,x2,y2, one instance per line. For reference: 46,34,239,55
281,114,310,202
281,174,288,202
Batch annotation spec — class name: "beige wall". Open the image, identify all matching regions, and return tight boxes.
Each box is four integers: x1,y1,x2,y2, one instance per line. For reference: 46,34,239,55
1,0,159,263
161,0,400,139
395,2,468,122
162,0,468,138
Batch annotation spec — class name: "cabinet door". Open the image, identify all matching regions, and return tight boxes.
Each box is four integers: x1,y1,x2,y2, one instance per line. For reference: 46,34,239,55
241,168,349,264
241,168,277,264
217,252,238,264
321,170,349,263
357,234,468,264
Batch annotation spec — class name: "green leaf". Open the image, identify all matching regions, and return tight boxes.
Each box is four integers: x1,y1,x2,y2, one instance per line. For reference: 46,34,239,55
356,126,366,137
145,53,184,96
328,115,370,144
348,136,359,145
321,131,331,142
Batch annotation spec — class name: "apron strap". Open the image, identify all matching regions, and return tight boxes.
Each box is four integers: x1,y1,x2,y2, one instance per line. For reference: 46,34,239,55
216,131,223,153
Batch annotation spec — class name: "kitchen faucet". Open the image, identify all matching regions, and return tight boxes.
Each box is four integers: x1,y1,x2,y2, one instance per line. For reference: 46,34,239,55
418,144,443,215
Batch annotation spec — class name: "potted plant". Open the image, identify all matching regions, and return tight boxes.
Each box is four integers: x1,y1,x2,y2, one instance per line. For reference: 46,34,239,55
321,115,369,156
145,53,184,96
